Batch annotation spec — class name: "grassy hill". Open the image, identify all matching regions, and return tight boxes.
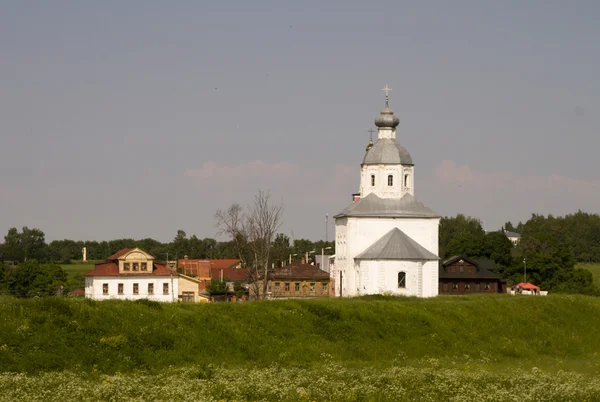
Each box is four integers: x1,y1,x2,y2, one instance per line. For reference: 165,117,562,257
60,260,101,280
2,294,600,400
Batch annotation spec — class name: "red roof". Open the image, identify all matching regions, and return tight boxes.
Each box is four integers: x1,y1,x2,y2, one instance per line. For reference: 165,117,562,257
107,248,134,260
210,267,249,281
179,260,212,278
516,282,540,290
178,259,240,269
267,263,329,280
83,262,174,277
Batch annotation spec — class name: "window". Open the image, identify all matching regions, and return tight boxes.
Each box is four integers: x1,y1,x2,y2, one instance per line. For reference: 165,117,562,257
484,283,490,291
182,292,194,303
163,283,169,295
141,262,147,271
284,282,290,291
118,283,124,295
452,283,459,291
133,262,139,271
102,283,109,295
123,263,130,271
404,174,409,187
294,283,300,292
322,282,328,294
133,283,139,294
388,175,393,186
148,283,154,294
275,282,280,290
371,175,375,186
397,272,406,288
464,284,471,292
459,264,464,272
310,283,316,293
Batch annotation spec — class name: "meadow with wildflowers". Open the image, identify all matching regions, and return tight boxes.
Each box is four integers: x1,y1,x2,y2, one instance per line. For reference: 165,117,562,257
2,294,600,400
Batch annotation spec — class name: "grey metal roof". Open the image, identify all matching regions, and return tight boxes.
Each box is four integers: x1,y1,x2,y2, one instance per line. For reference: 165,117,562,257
334,193,440,219
362,138,413,165
355,228,439,260
504,231,521,238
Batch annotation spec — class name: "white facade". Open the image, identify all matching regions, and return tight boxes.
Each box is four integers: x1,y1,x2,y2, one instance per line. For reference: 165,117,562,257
85,276,178,302
332,93,440,298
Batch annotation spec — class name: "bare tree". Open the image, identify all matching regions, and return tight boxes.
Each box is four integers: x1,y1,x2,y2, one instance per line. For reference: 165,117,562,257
214,204,248,267
215,191,284,299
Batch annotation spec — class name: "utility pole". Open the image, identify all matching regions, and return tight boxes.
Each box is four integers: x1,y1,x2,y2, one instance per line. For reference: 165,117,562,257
325,213,328,243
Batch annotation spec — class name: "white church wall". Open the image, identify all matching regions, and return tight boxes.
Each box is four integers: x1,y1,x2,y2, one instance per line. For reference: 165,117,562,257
345,217,439,257
85,276,179,302
355,260,422,296
421,261,439,297
360,164,414,199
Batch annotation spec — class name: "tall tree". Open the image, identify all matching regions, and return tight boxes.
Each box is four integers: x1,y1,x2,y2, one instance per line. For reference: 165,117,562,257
215,191,283,299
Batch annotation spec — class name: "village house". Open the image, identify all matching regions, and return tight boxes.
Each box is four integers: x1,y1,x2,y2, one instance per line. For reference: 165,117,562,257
438,255,506,295
84,248,178,302
253,259,330,299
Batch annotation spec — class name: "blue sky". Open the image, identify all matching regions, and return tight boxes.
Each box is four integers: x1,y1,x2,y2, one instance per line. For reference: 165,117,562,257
1,1,599,242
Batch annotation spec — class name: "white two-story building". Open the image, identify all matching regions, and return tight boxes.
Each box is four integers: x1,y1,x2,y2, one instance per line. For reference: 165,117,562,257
84,248,179,302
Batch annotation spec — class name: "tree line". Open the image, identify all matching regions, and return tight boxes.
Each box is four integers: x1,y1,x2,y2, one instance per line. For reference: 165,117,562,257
439,211,599,294
0,227,334,267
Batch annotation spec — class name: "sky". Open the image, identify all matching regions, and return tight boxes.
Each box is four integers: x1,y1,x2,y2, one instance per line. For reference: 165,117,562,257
1,1,599,243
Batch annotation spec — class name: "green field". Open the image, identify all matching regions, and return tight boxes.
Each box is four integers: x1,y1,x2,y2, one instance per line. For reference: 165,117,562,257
577,262,600,285
2,294,600,400
60,261,98,280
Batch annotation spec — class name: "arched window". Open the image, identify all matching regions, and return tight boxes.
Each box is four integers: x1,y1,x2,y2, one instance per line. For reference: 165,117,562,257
371,175,375,186
404,174,409,187
388,175,393,186
397,272,406,288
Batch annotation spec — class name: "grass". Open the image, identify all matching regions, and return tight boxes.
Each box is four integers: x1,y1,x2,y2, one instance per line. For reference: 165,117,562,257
60,260,101,280
3,294,600,400
577,262,600,285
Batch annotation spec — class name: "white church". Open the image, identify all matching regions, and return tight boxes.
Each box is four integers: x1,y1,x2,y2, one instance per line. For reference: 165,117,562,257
331,86,440,298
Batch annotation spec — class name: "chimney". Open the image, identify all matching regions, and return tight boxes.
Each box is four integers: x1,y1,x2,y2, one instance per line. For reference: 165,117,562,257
352,193,361,202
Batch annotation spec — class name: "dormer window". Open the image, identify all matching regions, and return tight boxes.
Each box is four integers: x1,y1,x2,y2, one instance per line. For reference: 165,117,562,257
133,263,139,271
141,262,148,271
388,175,393,186
371,175,375,186
123,263,130,271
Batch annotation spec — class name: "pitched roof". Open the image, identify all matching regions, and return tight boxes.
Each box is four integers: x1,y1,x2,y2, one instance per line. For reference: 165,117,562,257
504,231,521,238
334,193,439,219
268,263,330,280
515,282,540,290
107,248,134,260
178,260,212,278
355,228,439,260
210,267,249,281
439,255,503,279
178,259,240,270
83,262,174,277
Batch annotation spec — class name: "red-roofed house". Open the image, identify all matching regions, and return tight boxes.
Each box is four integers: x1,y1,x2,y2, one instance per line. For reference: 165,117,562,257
84,248,179,302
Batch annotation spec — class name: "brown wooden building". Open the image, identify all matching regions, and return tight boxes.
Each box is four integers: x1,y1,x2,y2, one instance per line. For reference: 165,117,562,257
253,260,330,299
439,255,506,295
